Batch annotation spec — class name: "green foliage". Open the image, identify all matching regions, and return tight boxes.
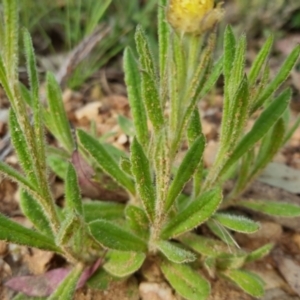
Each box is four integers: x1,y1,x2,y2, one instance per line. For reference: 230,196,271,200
1,1,300,299
161,260,210,300
103,251,146,277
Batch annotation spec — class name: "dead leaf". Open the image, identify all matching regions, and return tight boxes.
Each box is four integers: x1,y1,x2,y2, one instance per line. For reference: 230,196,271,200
5,259,103,297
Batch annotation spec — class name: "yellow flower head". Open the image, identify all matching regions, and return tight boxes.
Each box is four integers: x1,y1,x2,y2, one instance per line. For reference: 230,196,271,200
167,0,224,34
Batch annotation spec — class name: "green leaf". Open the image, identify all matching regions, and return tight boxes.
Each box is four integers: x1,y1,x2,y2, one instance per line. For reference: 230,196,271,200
187,109,202,144
0,55,14,101
125,205,149,237
19,190,53,237
206,220,237,247
83,201,125,222
246,243,273,263
248,35,274,86
212,213,260,233
135,26,164,132
179,233,230,257
223,25,236,103
157,240,196,263
165,135,205,211
252,45,300,112
47,154,69,179
119,156,132,176
238,200,300,217
252,118,285,181
221,269,265,298
123,47,148,148
87,268,115,291
162,188,222,238
283,115,300,145
199,55,223,99
65,163,83,215
0,213,61,253
9,109,37,185
228,34,246,98
188,109,204,197
227,76,250,149
104,250,146,277
48,263,84,300
55,212,80,246
220,89,290,177
117,115,135,136
130,137,155,222
223,25,236,86
3,0,19,82
158,0,169,79
23,29,46,173
0,160,50,210
216,253,247,270
89,219,147,252
160,260,210,300
78,129,135,195
45,72,74,152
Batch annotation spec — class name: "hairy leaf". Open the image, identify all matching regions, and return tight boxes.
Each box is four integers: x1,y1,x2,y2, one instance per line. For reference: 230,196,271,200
220,89,290,177
165,135,205,210
125,205,149,237
0,214,61,252
135,26,164,132
238,200,300,217
212,213,260,233
45,72,74,152
157,240,196,263
65,163,83,215
160,260,210,300
162,188,222,238
123,47,148,148
248,35,273,86
221,269,264,298
179,233,231,257
246,243,273,263
89,220,147,252
104,250,146,277
78,129,135,195
130,137,155,221
83,201,125,222
20,190,53,237
252,45,300,112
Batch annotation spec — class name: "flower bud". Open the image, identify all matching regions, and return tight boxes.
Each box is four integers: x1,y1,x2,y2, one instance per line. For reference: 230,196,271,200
167,0,224,35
